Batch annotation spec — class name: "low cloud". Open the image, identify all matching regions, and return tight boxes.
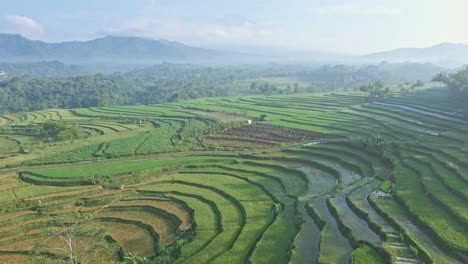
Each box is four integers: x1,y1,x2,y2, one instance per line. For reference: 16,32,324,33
310,4,400,16
100,16,275,47
4,15,44,36
97,1,310,51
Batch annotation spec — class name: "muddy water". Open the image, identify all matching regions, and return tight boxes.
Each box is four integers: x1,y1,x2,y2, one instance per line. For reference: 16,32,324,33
317,160,361,185
331,179,383,245
313,196,353,264
288,166,337,263
387,101,465,117
296,166,337,199
349,180,396,233
288,160,362,263
292,201,321,264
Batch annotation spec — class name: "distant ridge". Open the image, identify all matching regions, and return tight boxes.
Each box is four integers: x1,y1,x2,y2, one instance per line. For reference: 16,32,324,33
2,33,467,67
363,43,468,68
0,33,224,63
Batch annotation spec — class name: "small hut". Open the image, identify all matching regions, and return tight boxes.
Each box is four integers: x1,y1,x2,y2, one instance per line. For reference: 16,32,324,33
259,114,268,121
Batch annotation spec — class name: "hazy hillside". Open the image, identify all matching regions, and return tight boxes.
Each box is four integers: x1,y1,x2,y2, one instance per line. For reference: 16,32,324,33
363,43,468,68
0,33,223,64
2,33,467,68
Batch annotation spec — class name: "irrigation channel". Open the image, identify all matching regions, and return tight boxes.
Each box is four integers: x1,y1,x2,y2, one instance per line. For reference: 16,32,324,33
286,151,368,264
374,102,468,125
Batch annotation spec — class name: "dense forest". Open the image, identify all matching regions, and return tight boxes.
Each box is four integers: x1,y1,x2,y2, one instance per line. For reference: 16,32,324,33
0,61,456,114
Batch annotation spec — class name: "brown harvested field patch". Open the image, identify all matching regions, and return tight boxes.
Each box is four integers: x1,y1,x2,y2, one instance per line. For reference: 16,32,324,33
116,198,192,230
45,235,118,263
0,254,30,264
94,208,180,245
0,218,40,235
0,173,18,181
24,187,101,202
0,182,22,192
21,188,102,209
0,237,40,251
0,229,41,244
0,230,118,262
101,221,156,256
64,197,192,230
205,123,340,149
0,174,21,192
82,189,123,199
0,210,35,223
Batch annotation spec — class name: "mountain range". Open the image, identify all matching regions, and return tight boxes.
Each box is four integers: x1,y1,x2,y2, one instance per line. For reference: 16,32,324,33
0,33,223,64
1,33,467,68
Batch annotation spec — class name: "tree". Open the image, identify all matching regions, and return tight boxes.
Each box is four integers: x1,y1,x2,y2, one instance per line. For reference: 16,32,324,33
293,83,300,93
40,121,83,141
410,80,424,89
285,84,293,94
354,133,403,167
432,72,448,88
359,81,392,102
249,82,258,93
444,68,468,98
32,214,118,264
258,83,272,96
399,84,409,95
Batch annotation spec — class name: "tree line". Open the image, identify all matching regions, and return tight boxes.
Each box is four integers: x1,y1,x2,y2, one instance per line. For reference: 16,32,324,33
0,62,452,114
433,68,468,100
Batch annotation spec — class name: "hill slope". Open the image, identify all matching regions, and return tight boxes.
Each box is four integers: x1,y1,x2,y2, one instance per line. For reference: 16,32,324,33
364,43,468,68
0,33,222,63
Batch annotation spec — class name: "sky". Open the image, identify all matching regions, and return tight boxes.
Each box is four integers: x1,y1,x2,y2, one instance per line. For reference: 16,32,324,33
1,0,467,55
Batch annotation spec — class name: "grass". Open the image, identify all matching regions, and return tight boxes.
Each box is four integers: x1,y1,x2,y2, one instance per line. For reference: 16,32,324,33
372,197,460,263
26,156,231,184
135,122,178,154
140,182,243,263
250,197,298,264
165,194,219,261
351,244,385,264
151,173,273,263
393,164,468,254
104,132,149,157
312,196,353,264
379,180,392,193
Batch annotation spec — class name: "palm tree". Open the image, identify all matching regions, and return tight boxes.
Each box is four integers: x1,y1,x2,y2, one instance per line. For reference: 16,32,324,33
411,80,424,90
432,72,448,88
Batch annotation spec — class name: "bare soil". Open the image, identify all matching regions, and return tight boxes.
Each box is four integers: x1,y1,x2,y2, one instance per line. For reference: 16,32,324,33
205,123,340,149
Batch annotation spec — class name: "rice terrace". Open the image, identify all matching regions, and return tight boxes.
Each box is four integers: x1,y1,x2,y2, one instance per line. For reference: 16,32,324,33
0,84,467,264
2,1,468,263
